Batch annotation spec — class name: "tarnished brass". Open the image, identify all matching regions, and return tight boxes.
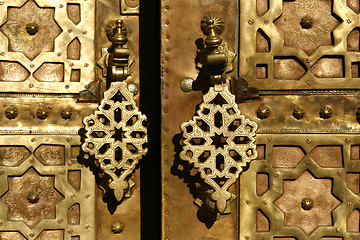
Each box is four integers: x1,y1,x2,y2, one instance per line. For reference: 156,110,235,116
0,135,96,239
82,19,147,202
0,0,95,93
179,14,257,215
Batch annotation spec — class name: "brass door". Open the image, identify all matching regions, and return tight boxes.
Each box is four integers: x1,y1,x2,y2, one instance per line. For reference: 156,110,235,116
1,0,360,239
161,0,360,239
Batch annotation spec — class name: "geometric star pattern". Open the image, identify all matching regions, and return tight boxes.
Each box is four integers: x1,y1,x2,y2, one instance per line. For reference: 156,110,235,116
240,134,360,240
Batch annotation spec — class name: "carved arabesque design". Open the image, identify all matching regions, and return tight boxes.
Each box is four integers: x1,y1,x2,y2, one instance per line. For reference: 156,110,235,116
0,0,95,93
82,82,148,202
180,86,258,214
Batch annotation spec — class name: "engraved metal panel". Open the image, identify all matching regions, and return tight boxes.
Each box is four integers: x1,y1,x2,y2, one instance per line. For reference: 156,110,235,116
240,134,360,240
0,0,95,93
239,0,360,90
0,135,95,240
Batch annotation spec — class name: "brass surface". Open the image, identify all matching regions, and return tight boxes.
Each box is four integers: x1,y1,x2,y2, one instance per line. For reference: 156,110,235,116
0,0,96,93
240,134,360,240
239,0,360,90
0,135,96,239
161,0,239,238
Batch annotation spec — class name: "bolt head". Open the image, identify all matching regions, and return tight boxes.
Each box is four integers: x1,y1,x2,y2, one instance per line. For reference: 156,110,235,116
111,221,124,234
301,198,313,210
180,78,194,92
5,107,18,119
257,106,271,119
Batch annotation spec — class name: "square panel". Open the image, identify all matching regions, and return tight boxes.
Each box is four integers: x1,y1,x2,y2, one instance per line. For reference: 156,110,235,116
0,0,95,93
239,0,360,90
0,135,95,240
240,134,360,240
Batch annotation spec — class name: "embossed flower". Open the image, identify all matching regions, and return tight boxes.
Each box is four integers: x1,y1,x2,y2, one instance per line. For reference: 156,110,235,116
0,0,62,60
274,0,341,55
274,170,340,235
2,168,63,228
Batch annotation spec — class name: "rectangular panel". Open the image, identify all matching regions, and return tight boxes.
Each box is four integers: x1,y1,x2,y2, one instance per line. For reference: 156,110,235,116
239,0,360,90
0,0,95,93
0,135,96,240
240,134,359,240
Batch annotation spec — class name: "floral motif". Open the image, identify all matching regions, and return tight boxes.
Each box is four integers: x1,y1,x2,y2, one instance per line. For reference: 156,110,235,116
2,168,64,228
0,0,62,60
274,0,341,55
275,170,340,235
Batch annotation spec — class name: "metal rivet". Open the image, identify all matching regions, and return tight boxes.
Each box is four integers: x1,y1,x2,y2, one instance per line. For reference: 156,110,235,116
300,16,313,29
68,229,73,234
31,138,36,142
245,236,250,240
306,80,312,85
84,63,89,67
347,201,352,206
276,226,281,231
248,19,254,25
262,200,267,205
165,211,169,214
264,163,268,168
70,194,75,198
58,218,63,223
5,107,18,120
257,106,271,119
274,173,279,178
29,83,34,88
36,107,49,120
66,137,72,142
166,49,170,52
164,109,168,113
68,161,73,166
30,64,35,68
337,172,342,176
165,5,169,10
0,52,5,56
319,106,332,119
264,20,269,24
0,170,4,175
336,227,341,232
306,59,311,63
59,170,65,174
83,31,87,35
351,163,356,168
111,221,124,234
29,233,35,237
246,200,251,205
347,19,352,24
57,52,61,57
293,107,305,120
345,138,351,143
0,2,4,6
62,108,73,119
29,158,34,163
180,78,194,92
68,29,73,33
267,137,272,142
301,198,313,210
85,224,90,229
70,63,74,67
59,4,64,8
306,139,312,144
65,84,69,89
305,160,310,165
127,83,138,95
86,194,90,198
0,222,2,226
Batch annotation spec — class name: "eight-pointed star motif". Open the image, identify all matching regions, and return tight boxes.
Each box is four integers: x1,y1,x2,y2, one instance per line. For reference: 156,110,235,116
274,170,340,235
274,0,341,55
0,0,62,60
1,168,64,228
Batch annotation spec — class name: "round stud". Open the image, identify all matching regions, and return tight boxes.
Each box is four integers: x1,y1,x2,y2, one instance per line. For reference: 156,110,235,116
301,198,313,210
293,107,305,120
36,107,49,120
180,77,194,92
300,16,313,29
61,108,72,119
127,83,138,95
257,106,271,119
27,191,39,204
5,107,18,120
111,221,124,234
26,23,39,35
319,106,332,119
356,107,360,123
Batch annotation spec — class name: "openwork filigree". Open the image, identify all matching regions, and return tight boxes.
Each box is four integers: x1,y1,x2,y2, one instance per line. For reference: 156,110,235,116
180,86,258,213
82,82,148,202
